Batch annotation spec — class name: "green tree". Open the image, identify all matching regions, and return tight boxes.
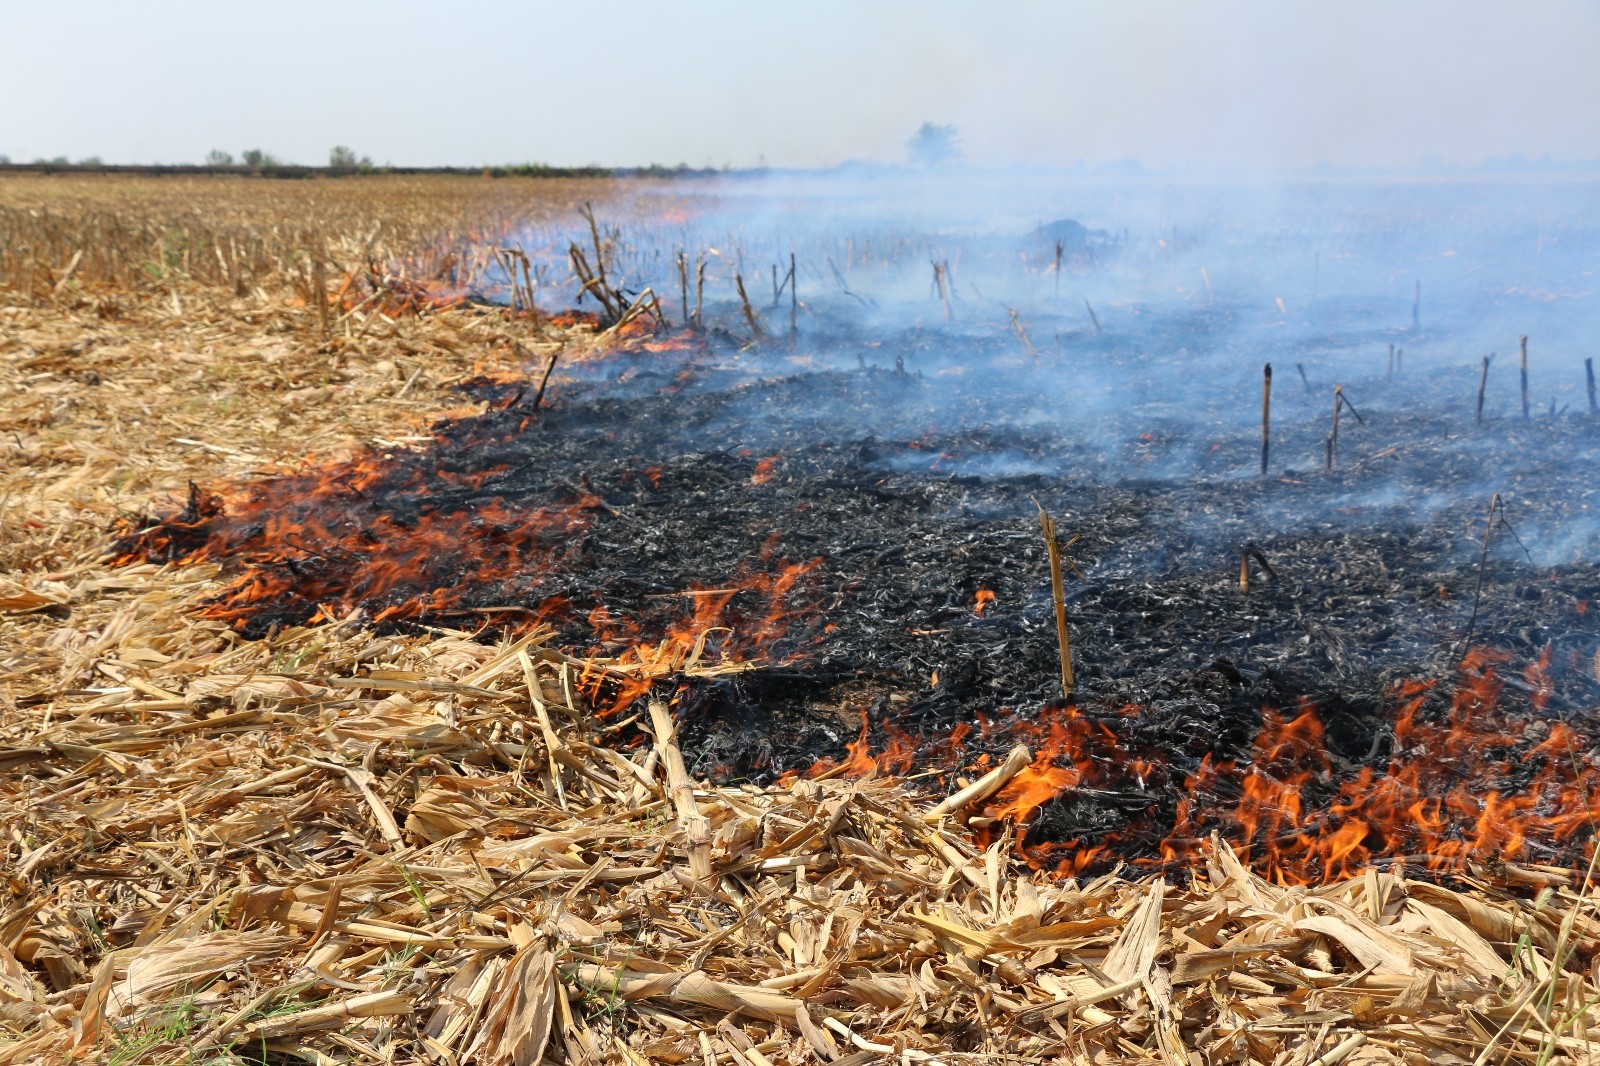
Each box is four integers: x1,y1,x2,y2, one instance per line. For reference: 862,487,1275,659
329,145,372,169
205,149,235,166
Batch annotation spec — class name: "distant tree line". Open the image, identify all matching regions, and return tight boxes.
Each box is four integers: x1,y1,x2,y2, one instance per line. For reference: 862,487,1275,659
0,156,722,179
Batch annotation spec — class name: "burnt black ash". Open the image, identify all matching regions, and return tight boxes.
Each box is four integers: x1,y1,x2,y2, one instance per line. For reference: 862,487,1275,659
113,314,1600,876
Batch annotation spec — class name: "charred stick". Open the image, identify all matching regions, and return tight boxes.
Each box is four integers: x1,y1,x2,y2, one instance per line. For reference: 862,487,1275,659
789,253,798,348
519,249,539,320
694,254,706,330
1247,542,1278,581
1337,387,1366,425
827,256,866,306
504,247,536,318
771,262,779,308
569,244,620,322
1297,362,1311,395
1519,334,1530,420
497,248,518,314
734,274,765,340
1053,239,1063,296
1037,507,1076,697
1455,494,1503,661
581,202,609,293
567,247,591,307
1006,306,1038,360
1395,347,1402,374
1084,298,1101,335
829,257,846,289
530,353,559,410
1387,343,1394,379
677,250,689,324
510,249,531,315
932,261,953,322
1587,356,1597,413
1328,385,1343,471
1261,362,1272,477
605,288,660,336
1477,354,1491,424
1238,542,1277,593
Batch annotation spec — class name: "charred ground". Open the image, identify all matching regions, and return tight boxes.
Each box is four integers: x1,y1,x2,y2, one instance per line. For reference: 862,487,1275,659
112,308,1600,876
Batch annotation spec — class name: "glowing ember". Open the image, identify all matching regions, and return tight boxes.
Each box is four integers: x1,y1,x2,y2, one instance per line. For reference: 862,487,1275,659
750,456,780,485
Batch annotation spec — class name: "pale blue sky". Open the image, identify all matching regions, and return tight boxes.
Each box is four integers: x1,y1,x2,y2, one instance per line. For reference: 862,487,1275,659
3,1,1597,170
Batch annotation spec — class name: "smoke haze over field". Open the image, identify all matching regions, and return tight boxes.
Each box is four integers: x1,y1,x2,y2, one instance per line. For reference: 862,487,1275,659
476,167,1600,574
2,1,1598,170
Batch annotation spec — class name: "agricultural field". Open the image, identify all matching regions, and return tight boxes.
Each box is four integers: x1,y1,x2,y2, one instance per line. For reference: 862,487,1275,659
4,172,1600,1066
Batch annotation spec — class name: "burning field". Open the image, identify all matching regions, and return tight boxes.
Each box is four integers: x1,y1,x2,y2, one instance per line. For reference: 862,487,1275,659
5,171,1600,1065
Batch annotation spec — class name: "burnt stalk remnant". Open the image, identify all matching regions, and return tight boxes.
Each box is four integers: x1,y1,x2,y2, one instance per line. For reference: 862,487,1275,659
734,273,765,341
1520,334,1531,420
1326,385,1365,472
531,351,560,413
1327,386,1342,472
1260,362,1272,478
1238,542,1277,593
931,261,953,323
1457,494,1505,661
676,250,689,325
1037,505,1081,699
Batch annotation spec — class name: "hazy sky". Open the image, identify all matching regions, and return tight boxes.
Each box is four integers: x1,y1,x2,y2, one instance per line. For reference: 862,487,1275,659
4,1,1598,170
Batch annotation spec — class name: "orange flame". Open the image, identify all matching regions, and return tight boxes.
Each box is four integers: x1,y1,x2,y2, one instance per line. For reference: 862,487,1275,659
750,456,780,486
898,647,1600,884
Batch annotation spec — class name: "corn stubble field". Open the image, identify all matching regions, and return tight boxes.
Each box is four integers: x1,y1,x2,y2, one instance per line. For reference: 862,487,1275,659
4,173,1600,1066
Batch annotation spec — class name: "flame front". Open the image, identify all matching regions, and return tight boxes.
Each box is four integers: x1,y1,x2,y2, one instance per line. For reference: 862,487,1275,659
803,649,1598,884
